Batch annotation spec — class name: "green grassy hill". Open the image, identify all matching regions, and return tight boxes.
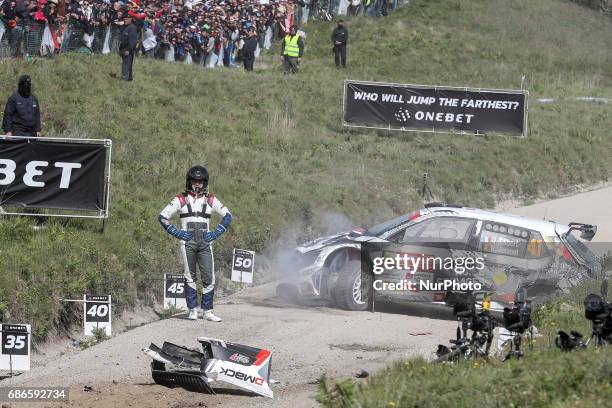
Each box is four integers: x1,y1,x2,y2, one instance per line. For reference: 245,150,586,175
1,0,611,341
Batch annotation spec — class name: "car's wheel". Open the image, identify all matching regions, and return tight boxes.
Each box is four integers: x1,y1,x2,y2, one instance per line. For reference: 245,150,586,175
333,260,368,311
276,283,300,304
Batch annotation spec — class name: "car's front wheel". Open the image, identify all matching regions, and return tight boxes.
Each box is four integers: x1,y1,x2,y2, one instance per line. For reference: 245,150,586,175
333,260,368,311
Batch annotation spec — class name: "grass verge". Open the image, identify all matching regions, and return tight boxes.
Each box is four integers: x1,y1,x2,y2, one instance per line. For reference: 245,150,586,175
317,263,612,407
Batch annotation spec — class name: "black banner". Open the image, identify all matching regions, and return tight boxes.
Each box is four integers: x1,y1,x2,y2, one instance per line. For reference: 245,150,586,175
0,139,106,210
344,81,527,135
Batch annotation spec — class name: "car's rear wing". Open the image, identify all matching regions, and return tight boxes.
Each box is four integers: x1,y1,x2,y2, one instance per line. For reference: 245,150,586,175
564,222,597,241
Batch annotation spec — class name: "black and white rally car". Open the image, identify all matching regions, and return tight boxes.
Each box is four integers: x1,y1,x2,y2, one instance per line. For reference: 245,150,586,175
276,203,600,311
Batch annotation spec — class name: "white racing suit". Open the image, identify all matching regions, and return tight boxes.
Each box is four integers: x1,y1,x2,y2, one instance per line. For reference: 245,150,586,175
159,192,232,311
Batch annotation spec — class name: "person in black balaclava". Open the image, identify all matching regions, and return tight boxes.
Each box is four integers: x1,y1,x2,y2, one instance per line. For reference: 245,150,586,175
331,19,348,68
2,75,42,137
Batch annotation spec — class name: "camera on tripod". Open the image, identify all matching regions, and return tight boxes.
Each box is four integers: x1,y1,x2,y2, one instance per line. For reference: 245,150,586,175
502,288,532,334
583,279,612,344
452,295,490,333
498,287,533,361
556,278,611,350
434,290,494,362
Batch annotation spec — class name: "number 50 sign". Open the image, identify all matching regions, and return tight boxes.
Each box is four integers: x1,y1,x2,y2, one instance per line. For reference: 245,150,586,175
231,249,255,284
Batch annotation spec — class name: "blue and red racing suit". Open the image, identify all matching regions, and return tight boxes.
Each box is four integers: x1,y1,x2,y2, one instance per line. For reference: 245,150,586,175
159,191,232,311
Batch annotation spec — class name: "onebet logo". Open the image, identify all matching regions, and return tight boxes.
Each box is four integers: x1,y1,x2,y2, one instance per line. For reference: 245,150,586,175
0,160,82,189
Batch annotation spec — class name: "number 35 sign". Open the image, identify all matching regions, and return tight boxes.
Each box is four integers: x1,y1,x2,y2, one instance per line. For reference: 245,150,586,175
0,324,31,371
231,249,255,284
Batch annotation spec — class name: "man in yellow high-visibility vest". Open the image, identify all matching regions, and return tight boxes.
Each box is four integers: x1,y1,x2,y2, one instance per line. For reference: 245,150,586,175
280,25,304,74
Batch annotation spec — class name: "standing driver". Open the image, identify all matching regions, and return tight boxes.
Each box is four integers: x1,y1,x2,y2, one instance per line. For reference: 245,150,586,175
159,166,232,322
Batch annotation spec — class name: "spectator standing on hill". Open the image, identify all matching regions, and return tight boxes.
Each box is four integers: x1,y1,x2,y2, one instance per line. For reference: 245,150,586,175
280,24,303,74
348,0,362,16
241,28,258,71
331,19,348,68
119,15,138,81
3,75,41,137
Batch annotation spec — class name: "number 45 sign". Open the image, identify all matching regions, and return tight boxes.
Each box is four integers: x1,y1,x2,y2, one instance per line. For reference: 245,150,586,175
231,249,255,284
164,274,187,311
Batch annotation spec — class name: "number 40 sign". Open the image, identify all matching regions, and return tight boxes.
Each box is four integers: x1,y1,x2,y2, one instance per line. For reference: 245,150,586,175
231,248,255,284
83,295,112,337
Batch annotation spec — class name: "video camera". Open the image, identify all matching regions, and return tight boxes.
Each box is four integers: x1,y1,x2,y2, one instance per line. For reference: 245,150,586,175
583,279,612,342
498,288,534,361
451,293,490,333
556,278,612,349
434,290,495,361
502,288,532,334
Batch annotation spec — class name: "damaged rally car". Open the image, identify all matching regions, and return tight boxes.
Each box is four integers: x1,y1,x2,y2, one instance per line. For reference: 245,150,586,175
276,203,600,311
142,336,273,398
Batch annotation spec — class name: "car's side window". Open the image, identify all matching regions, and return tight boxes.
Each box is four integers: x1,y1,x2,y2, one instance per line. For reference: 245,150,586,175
477,221,530,257
400,217,475,244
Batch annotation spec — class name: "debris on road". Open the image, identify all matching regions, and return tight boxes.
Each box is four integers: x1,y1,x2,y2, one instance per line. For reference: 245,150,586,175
143,336,274,398
355,369,369,378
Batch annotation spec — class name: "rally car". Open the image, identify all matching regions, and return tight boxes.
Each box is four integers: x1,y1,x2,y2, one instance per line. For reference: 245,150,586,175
276,203,601,311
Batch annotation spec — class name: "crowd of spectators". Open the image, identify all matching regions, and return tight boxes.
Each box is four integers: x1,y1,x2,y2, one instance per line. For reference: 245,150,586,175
0,0,403,65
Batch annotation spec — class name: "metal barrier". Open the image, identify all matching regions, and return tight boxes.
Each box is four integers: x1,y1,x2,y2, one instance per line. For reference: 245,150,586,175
0,28,13,58
110,26,121,54
24,21,45,57
61,23,85,52
91,25,106,54
0,5,406,60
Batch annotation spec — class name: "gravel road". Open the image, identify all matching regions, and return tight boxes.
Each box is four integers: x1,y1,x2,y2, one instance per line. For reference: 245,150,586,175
3,185,611,408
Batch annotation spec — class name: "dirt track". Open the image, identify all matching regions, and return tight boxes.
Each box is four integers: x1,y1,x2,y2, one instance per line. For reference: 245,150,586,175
3,185,611,408
3,285,457,408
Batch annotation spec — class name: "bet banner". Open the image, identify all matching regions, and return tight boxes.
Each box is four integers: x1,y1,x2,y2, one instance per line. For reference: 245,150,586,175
0,138,107,210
